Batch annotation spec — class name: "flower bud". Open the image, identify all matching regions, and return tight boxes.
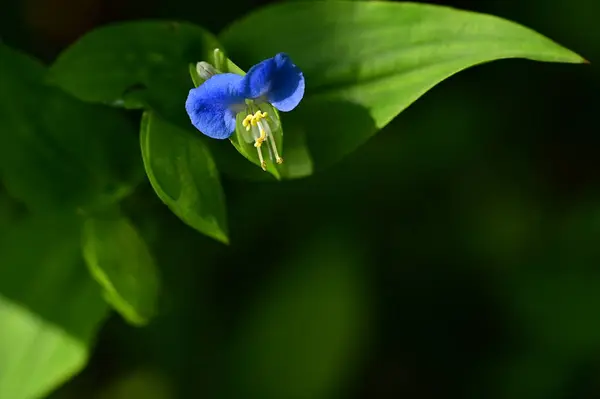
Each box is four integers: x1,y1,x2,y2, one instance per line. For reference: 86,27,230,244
196,62,220,80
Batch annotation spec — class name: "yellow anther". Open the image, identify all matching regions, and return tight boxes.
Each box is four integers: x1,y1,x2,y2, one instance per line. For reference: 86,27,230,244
242,114,253,129
242,110,273,168
254,127,267,148
249,110,268,126
242,110,269,130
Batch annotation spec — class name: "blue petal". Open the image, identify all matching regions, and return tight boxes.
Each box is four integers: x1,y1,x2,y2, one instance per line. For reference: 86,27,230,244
185,73,245,139
242,53,305,112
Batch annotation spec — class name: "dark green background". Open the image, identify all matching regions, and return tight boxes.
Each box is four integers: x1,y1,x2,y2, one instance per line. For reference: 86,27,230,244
2,0,600,398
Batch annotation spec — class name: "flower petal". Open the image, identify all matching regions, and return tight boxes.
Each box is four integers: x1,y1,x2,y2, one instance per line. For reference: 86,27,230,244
242,53,305,112
185,73,245,139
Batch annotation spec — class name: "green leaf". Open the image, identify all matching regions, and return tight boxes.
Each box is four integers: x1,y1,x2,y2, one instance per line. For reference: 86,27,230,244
212,47,246,76
48,21,219,125
140,111,229,244
0,44,142,213
225,229,368,399
0,213,108,399
220,2,586,176
82,210,160,326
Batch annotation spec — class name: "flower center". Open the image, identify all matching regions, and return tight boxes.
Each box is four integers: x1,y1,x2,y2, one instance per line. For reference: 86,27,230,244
241,110,268,148
240,108,283,171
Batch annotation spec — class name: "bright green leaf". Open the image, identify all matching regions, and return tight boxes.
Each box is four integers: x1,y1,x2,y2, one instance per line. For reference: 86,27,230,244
140,111,229,244
225,229,368,399
0,214,108,399
0,44,142,213
82,210,160,326
48,21,219,125
220,2,586,177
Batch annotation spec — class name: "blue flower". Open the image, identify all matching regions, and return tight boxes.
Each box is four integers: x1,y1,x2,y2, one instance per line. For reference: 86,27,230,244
185,53,305,170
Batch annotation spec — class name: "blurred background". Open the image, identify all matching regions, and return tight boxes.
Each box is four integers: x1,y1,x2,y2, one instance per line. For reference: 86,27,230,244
2,0,600,398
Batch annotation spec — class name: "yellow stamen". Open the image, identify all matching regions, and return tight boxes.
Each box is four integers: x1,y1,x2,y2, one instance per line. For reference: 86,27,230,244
249,110,267,126
267,132,283,164
241,109,277,171
242,114,253,131
256,143,266,171
254,127,267,148
245,110,268,148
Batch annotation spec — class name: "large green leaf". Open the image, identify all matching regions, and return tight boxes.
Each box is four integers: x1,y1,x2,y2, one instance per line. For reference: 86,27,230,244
0,44,141,213
140,112,229,244
48,21,219,125
82,210,160,326
225,229,368,399
0,213,108,399
220,1,585,177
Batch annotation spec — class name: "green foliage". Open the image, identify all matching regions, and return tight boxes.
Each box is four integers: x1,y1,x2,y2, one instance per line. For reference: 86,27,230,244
220,1,584,176
0,45,141,213
0,212,108,399
0,1,591,398
140,112,229,243
48,21,219,125
82,210,161,326
0,43,156,396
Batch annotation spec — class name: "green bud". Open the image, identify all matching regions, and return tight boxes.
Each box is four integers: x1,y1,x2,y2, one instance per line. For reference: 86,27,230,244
196,61,220,81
